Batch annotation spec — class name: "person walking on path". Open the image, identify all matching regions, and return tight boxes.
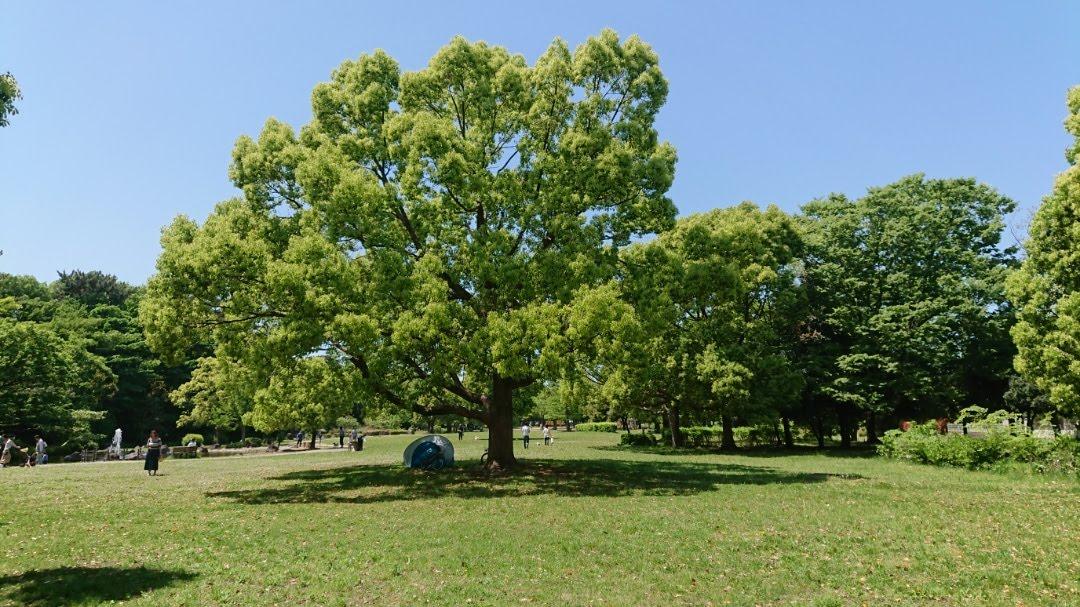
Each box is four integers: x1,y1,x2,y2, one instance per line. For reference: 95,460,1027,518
144,430,163,476
338,426,346,448
34,436,47,465
521,423,530,449
543,425,551,446
295,431,304,448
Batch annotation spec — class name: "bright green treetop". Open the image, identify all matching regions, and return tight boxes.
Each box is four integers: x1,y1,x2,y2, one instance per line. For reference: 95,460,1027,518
1009,86,1080,419
140,31,676,467
589,203,801,446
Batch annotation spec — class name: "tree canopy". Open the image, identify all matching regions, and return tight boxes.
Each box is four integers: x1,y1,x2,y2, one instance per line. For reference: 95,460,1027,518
799,174,1017,443
1009,86,1080,420
140,30,677,467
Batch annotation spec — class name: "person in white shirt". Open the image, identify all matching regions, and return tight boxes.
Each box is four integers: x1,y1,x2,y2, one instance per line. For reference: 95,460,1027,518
521,423,530,449
542,425,552,446
0,435,14,467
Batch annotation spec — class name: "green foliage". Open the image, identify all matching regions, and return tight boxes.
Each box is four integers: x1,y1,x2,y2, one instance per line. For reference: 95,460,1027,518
800,175,1017,437
53,409,107,458
0,314,114,437
181,433,204,446
140,31,676,468
1,272,190,449
575,421,618,432
1009,85,1080,421
878,422,1078,474
0,71,20,127
586,203,802,446
619,432,657,446
335,415,359,429
52,270,134,307
250,357,360,437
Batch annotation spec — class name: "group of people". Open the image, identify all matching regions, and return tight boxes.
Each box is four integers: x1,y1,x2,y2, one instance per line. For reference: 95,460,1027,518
0,434,48,468
520,423,554,449
292,428,365,450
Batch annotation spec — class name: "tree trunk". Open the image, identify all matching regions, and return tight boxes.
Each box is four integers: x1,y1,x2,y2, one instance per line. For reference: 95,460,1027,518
309,428,317,450
240,424,247,441
837,406,852,448
666,406,684,448
866,411,880,445
813,417,826,448
485,377,517,470
720,415,736,450
782,416,794,448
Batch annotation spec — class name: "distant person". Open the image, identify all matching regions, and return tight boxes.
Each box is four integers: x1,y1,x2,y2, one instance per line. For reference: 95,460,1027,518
338,426,346,448
317,430,323,445
543,425,551,446
34,436,47,465
144,430,163,476
457,423,465,440
356,431,365,451
521,423,530,449
111,427,123,458
295,431,304,448
1,435,15,467
350,428,358,450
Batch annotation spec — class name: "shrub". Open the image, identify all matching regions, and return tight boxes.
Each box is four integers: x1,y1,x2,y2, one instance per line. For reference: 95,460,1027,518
879,421,1079,474
576,422,618,432
181,433,204,446
242,437,263,447
620,433,657,446
683,426,720,446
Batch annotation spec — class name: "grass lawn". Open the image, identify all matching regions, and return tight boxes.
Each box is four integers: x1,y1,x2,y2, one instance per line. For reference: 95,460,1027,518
2,431,1078,606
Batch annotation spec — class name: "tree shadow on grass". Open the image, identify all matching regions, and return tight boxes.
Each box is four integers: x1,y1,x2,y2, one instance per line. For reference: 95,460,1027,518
594,444,879,459
207,458,863,506
0,566,197,606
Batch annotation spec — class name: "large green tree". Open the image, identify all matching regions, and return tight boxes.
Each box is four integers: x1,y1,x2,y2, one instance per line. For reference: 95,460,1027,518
1008,86,1080,424
590,203,801,448
800,175,1016,444
140,31,676,468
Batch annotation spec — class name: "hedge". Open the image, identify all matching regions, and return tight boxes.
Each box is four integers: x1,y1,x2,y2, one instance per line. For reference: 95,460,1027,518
575,422,618,432
878,422,1079,474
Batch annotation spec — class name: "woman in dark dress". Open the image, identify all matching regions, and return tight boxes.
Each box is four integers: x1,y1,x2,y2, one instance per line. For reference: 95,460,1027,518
144,430,162,476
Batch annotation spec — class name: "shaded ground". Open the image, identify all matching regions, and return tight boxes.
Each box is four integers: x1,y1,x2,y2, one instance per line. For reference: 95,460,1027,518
0,567,196,606
207,458,861,505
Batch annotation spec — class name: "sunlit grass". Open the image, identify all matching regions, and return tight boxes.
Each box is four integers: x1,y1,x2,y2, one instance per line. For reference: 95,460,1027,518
3,432,1077,606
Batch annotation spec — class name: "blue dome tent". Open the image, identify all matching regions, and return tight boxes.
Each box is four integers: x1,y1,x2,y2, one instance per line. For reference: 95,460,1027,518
402,435,455,470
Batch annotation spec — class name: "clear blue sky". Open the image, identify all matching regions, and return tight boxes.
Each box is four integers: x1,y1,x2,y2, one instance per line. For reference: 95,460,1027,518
2,1,1078,284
